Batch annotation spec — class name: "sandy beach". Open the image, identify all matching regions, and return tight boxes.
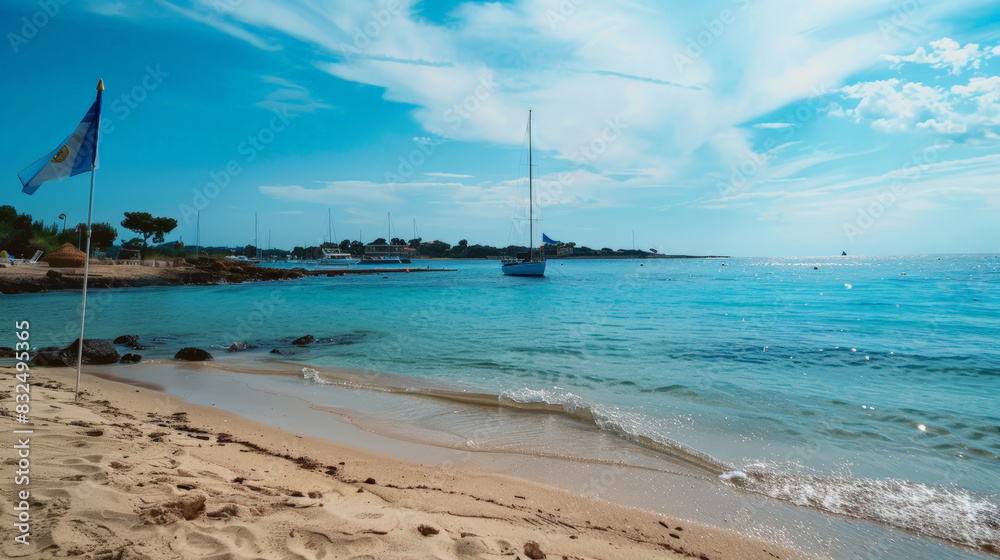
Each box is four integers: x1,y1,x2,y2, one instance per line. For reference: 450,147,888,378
0,366,814,560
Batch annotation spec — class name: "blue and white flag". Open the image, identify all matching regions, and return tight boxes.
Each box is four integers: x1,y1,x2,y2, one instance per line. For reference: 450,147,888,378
18,80,103,195
542,233,560,245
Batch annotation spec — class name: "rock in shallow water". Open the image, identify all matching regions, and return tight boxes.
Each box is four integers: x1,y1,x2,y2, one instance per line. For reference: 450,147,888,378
30,347,71,367
63,339,121,365
174,347,213,361
292,335,315,345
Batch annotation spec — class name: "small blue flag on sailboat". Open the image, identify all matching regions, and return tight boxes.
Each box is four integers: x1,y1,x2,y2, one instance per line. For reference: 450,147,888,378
18,80,104,195
542,233,560,245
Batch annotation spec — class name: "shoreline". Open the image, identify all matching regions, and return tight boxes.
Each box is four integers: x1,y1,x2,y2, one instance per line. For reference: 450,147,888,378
5,256,996,558
0,366,812,560
0,260,306,295
0,256,727,294
13,357,993,559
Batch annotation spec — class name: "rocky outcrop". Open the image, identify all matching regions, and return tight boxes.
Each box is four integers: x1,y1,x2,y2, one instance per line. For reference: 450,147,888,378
228,341,256,352
0,347,15,358
174,347,213,361
120,353,142,364
292,335,315,345
30,347,71,367
113,335,148,350
0,259,308,295
64,339,121,365
29,339,120,366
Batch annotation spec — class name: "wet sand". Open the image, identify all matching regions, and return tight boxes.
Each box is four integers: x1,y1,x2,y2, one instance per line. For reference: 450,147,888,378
0,366,814,559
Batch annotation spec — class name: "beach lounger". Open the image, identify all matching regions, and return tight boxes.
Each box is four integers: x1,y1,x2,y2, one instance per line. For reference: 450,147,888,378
12,250,43,265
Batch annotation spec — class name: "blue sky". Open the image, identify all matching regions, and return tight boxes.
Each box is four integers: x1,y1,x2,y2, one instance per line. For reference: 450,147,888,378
2,0,999,256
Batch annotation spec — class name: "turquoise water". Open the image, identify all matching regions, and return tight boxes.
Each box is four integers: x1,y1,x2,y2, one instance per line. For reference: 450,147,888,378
6,255,999,553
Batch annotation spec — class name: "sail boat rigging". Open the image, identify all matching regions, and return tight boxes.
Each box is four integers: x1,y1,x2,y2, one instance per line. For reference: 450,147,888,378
318,208,355,266
502,110,546,277
357,212,411,265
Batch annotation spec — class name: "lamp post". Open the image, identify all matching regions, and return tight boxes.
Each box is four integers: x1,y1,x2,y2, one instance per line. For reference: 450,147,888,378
59,213,67,232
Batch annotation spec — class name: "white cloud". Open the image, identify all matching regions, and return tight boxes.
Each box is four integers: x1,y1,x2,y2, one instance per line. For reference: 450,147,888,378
153,0,280,52
260,180,467,206
835,74,1000,135
256,76,333,114
149,0,977,187
425,172,473,178
882,37,997,75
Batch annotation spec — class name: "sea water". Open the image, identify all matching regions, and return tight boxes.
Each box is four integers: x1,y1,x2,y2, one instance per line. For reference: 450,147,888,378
6,255,998,556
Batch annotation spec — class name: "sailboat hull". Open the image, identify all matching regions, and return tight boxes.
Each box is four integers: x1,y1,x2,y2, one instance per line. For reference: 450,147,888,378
501,260,546,276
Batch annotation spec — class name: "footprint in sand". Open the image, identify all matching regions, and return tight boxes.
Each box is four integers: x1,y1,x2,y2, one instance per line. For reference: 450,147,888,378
60,459,103,474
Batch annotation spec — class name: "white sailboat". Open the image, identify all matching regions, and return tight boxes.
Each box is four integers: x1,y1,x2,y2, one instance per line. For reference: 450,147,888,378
502,110,546,277
318,208,355,266
357,212,411,265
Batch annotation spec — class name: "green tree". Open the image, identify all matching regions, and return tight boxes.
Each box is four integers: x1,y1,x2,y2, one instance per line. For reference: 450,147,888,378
120,212,178,247
420,241,450,258
2,209,35,257
0,206,20,253
65,222,118,252
122,237,145,250
339,240,351,253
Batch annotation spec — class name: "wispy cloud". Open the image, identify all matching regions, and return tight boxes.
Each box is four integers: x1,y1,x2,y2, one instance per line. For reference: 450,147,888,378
257,76,334,114
882,38,999,75
152,0,280,52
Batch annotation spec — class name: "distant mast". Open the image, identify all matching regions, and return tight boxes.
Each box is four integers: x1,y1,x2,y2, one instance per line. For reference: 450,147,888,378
195,211,200,259
528,108,533,258
334,208,337,245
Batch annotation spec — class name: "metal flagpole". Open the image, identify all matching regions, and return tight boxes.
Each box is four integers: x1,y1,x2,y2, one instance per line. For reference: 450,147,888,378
74,78,103,400
75,163,96,400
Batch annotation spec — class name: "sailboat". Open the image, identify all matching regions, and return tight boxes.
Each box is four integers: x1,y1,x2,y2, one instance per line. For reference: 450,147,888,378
502,110,546,277
318,209,355,266
357,213,411,265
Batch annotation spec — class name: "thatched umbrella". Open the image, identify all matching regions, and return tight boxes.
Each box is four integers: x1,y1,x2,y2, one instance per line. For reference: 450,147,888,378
43,243,87,268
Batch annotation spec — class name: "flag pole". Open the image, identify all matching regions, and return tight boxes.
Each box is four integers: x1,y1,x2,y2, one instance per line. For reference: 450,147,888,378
74,163,95,399
75,78,103,400
74,164,95,400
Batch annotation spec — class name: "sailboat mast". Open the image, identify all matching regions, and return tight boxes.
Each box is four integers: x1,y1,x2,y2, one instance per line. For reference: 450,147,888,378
195,211,200,260
528,109,533,257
